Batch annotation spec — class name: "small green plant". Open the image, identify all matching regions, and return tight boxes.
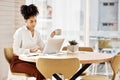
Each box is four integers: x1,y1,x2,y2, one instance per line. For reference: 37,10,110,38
69,40,78,45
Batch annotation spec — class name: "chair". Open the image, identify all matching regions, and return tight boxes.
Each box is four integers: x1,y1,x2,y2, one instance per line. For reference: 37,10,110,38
79,47,93,52
81,55,120,80
36,57,80,80
98,39,113,76
4,48,35,80
62,46,93,52
98,39,112,50
117,52,120,55
62,46,94,75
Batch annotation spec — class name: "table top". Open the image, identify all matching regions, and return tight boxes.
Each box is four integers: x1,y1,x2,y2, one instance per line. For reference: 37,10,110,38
19,51,113,64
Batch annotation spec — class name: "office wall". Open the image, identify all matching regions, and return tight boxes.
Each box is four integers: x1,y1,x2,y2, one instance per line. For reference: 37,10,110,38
0,0,25,80
52,0,81,43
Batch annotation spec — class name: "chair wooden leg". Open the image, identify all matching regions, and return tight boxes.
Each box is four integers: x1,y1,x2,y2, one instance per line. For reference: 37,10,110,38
53,73,62,80
105,62,109,77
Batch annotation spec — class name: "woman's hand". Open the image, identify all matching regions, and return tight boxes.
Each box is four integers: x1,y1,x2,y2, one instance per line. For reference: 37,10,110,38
30,47,44,53
30,48,38,53
38,47,44,51
50,31,55,38
50,29,61,38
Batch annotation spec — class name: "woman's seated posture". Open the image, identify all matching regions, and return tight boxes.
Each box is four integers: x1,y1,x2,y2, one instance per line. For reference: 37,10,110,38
11,4,48,80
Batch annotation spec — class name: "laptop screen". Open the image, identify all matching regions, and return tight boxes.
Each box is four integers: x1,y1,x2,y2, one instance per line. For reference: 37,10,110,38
42,38,64,54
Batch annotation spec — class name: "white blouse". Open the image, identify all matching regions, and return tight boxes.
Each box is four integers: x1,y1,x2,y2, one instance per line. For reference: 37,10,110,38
13,26,45,56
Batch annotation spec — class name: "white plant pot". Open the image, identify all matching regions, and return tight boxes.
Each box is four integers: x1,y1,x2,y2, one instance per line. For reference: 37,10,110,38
67,45,78,52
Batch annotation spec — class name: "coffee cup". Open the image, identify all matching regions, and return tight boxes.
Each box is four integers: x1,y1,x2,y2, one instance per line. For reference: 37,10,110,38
55,29,61,35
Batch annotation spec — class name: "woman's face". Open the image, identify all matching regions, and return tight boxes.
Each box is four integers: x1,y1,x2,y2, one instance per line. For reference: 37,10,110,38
26,16,37,31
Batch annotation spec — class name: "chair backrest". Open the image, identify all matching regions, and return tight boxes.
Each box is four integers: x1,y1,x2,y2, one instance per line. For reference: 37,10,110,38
62,46,93,52
79,47,93,52
111,55,120,80
98,39,112,49
62,46,67,51
36,57,80,79
4,48,14,64
117,52,120,55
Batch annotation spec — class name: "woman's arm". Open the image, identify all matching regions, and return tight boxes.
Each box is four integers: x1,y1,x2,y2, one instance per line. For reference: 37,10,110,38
50,29,61,38
13,30,30,56
37,32,45,51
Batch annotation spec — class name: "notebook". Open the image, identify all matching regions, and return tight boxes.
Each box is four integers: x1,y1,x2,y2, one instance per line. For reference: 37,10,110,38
42,38,64,54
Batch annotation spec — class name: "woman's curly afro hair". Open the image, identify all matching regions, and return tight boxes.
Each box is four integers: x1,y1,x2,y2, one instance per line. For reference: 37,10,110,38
20,4,39,20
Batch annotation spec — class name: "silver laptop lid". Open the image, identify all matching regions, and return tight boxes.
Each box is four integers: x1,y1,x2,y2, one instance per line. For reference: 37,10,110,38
42,38,64,54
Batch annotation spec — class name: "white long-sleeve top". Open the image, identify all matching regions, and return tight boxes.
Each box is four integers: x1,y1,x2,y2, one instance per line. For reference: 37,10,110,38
13,26,45,56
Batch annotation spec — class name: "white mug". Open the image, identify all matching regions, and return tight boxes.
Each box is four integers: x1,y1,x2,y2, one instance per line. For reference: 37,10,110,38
55,29,61,35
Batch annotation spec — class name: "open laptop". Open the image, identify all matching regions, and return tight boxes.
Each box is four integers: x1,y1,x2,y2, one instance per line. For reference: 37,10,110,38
42,38,64,54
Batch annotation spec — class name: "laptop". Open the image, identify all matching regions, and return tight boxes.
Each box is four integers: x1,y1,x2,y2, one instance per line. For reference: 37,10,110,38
42,38,64,54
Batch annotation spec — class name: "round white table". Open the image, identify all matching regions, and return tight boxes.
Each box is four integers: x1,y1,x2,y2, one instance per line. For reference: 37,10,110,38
19,52,113,64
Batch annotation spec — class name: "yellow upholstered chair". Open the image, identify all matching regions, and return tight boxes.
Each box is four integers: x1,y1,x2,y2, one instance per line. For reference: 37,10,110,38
62,46,94,75
117,52,120,55
81,55,120,80
78,47,93,52
62,46,93,52
98,39,112,49
98,39,113,76
4,48,35,80
36,57,80,80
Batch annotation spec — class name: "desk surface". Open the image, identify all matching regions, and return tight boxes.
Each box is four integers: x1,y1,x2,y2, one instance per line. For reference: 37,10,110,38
19,52,113,64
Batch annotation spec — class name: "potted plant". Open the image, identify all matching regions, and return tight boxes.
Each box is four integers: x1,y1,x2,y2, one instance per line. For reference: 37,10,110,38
69,40,78,45
67,40,78,52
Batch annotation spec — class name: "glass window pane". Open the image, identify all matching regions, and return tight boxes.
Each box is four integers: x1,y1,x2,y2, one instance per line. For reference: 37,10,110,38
89,0,120,54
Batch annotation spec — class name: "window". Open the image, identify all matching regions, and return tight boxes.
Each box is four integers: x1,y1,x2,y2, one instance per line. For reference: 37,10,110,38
103,2,108,6
110,2,114,6
98,0,118,31
103,23,108,26
102,23,114,26
89,0,120,53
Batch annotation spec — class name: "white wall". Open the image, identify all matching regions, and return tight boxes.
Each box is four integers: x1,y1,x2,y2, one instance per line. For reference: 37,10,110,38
52,0,81,45
0,0,25,80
